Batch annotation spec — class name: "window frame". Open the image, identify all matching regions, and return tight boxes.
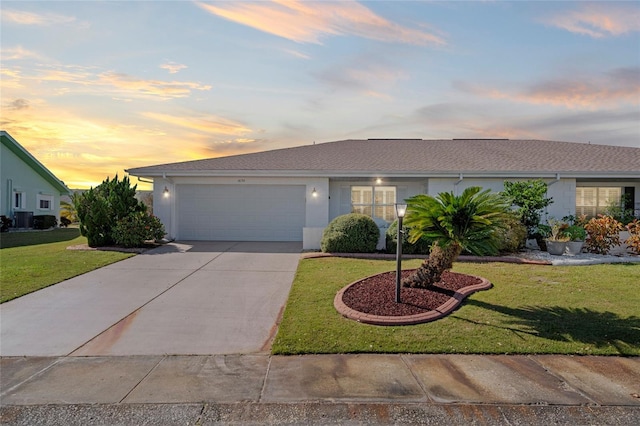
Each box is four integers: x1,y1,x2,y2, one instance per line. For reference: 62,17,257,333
37,194,54,211
575,186,622,218
13,191,26,209
351,185,397,222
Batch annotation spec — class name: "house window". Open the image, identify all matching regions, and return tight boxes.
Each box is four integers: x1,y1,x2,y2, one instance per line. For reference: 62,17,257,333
37,194,54,211
13,192,25,209
576,187,621,218
351,186,396,222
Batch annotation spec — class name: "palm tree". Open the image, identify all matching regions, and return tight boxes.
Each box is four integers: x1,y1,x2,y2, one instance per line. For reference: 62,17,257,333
402,186,511,288
60,199,78,223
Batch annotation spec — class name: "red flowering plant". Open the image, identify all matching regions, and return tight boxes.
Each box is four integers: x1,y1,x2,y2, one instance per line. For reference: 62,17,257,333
583,215,624,255
625,219,640,255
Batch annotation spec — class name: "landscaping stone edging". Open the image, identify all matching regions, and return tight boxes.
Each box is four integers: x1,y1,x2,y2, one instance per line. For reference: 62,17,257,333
303,252,551,265
334,272,493,326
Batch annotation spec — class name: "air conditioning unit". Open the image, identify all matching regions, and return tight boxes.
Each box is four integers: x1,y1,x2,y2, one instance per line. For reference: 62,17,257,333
14,211,34,228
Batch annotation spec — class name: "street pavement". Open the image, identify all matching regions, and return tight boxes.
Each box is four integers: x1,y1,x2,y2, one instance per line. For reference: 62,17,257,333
1,242,639,424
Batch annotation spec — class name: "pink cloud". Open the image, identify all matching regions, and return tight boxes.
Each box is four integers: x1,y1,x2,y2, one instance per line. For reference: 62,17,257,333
544,4,640,38
456,67,640,109
197,0,444,46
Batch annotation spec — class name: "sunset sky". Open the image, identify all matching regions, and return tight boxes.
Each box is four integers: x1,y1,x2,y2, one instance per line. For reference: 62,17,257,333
1,1,639,190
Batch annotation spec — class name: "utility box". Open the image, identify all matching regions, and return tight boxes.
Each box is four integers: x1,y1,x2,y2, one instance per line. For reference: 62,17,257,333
14,211,34,228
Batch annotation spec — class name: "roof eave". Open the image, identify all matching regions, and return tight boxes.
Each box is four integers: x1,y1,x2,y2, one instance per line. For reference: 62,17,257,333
1,131,71,195
126,168,640,180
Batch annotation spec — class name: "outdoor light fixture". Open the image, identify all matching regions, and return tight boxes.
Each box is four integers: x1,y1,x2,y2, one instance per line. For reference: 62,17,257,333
395,203,407,303
163,186,170,198
376,178,382,184
311,187,318,197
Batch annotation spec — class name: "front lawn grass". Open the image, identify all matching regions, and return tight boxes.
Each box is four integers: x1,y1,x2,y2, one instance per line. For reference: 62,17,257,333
272,258,640,356
0,230,133,303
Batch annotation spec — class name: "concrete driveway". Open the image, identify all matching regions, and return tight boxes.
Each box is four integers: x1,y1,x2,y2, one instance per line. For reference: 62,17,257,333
0,241,301,356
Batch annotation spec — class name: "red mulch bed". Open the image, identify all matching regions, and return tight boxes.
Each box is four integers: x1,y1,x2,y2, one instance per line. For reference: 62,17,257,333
342,270,482,317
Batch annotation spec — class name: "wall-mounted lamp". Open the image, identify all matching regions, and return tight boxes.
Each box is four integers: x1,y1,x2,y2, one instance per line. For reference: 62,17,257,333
311,187,318,197
376,178,382,185
163,186,170,198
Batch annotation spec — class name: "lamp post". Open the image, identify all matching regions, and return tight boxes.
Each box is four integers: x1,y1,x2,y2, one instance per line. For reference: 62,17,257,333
395,203,407,303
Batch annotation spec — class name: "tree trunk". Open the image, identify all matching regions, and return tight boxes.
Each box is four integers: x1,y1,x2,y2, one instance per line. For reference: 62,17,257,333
402,241,462,288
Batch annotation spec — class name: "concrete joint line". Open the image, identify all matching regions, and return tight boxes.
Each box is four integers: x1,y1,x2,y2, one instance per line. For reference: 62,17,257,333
400,354,432,402
118,355,166,403
258,355,274,402
0,357,65,398
526,355,599,406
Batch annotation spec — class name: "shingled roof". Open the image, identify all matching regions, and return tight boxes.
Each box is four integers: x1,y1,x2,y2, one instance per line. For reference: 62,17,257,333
127,139,640,178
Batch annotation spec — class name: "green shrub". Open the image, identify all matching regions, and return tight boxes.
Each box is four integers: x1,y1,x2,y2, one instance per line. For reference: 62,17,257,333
564,225,587,241
502,179,553,238
112,212,165,248
385,219,432,255
495,213,527,253
33,215,57,230
320,213,380,253
74,175,147,247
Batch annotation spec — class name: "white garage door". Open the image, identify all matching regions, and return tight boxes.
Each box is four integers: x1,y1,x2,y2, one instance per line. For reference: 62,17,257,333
176,184,306,241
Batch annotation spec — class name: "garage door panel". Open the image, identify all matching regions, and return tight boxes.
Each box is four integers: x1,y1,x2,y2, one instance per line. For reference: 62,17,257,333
176,185,306,241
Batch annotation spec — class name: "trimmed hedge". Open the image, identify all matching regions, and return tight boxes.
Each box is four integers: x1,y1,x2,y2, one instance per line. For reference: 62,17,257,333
320,213,380,253
33,215,57,230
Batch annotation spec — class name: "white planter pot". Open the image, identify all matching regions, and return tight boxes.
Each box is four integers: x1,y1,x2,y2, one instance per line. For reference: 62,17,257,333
546,240,566,256
565,241,584,256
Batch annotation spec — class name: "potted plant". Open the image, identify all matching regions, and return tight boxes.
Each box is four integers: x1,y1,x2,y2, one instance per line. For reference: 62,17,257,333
532,224,551,251
545,219,569,255
564,225,586,255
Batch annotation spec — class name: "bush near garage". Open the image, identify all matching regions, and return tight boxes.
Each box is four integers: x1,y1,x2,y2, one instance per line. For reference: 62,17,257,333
321,213,380,253
111,211,166,248
74,175,153,247
385,219,432,255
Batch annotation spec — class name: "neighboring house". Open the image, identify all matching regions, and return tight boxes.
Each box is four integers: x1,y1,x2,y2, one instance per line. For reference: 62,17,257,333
126,139,640,249
1,131,71,228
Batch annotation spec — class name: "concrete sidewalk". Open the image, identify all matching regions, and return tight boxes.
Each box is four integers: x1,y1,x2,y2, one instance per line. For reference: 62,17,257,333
1,354,639,425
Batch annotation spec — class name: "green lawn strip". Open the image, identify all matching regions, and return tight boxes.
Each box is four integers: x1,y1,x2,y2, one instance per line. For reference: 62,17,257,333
0,227,82,249
272,258,640,356
0,236,133,303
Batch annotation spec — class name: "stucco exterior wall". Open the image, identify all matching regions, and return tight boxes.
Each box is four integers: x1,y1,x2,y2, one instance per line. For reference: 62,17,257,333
1,143,63,224
150,174,638,250
428,177,578,222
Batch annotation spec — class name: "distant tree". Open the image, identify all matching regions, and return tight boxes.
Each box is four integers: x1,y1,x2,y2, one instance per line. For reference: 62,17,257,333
60,199,78,223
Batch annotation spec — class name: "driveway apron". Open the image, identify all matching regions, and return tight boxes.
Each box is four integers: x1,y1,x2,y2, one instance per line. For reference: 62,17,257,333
0,241,301,356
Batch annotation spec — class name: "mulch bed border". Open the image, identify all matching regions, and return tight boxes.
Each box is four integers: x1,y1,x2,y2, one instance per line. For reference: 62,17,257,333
334,270,493,326
302,252,551,265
